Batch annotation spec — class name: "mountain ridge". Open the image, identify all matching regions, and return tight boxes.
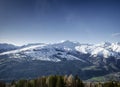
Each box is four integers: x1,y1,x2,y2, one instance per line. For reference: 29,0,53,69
0,41,120,82
0,41,120,61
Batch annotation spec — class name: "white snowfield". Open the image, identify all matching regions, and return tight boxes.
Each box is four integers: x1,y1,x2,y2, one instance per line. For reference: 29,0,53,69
0,41,120,62
75,42,120,58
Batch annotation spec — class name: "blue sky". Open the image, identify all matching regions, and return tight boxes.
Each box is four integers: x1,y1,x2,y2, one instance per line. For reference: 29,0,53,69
0,0,120,45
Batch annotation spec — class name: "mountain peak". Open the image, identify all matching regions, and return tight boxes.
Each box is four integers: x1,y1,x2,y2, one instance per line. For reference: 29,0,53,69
95,42,111,47
60,40,79,44
60,40,74,43
53,40,80,50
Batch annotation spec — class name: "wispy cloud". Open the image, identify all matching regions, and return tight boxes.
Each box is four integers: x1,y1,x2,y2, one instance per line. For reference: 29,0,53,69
112,33,120,37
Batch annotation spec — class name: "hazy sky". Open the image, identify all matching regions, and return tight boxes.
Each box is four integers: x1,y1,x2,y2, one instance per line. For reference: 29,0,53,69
0,0,120,45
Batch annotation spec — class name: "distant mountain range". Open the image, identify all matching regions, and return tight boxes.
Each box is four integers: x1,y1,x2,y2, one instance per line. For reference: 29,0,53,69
0,40,120,82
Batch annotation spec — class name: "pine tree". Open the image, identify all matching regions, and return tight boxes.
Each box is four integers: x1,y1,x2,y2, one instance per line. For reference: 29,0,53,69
41,76,47,87
104,81,115,87
30,80,35,87
74,75,84,87
16,79,27,87
56,76,65,87
46,75,57,87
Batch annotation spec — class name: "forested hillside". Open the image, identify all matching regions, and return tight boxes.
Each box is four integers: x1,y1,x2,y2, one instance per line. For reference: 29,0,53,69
0,75,120,87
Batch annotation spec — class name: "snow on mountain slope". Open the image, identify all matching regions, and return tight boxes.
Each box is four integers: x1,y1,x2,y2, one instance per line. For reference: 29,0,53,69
0,44,46,55
75,42,120,58
0,43,19,53
0,41,120,62
0,41,83,62
91,47,113,58
75,44,92,54
110,42,120,52
51,40,80,51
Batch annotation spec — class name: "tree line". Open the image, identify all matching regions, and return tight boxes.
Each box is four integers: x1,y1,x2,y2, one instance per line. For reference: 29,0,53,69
0,75,120,87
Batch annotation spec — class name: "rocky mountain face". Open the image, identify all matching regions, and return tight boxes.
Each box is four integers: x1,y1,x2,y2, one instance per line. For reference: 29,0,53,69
0,41,120,82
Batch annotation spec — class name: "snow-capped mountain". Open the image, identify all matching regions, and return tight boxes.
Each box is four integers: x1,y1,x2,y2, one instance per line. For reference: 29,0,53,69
0,41,120,62
0,41,120,82
0,41,82,62
75,42,120,58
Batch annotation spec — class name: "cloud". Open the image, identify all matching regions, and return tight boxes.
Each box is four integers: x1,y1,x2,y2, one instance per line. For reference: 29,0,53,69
112,33,120,37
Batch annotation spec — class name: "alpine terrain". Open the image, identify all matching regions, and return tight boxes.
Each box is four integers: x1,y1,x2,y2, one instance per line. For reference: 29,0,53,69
0,41,120,82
